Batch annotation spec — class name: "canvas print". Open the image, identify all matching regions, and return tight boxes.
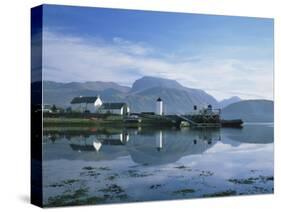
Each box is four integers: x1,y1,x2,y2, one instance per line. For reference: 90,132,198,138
31,4,274,207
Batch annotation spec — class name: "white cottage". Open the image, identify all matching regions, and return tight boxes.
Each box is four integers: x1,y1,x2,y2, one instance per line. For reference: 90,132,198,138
70,96,102,113
99,102,130,115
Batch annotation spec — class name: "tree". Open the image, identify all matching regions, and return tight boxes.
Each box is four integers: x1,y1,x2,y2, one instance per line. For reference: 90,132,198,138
51,104,57,112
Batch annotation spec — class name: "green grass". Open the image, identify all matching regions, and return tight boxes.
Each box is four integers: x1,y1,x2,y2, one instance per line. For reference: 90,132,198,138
44,117,97,125
43,116,175,127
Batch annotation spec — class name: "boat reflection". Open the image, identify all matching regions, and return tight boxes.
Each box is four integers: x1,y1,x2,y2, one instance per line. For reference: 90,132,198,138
43,127,222,165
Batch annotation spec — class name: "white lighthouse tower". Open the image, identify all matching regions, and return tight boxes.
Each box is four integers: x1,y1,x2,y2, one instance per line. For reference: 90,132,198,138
156,97,163,115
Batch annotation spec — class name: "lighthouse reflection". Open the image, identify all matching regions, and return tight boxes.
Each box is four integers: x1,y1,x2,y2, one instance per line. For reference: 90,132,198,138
42,124,273,204
156,131,163,151
43,127,224,166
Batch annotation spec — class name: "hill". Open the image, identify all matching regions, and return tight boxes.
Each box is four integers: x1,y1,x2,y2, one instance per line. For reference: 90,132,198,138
219,96,241,108
221,100,273,122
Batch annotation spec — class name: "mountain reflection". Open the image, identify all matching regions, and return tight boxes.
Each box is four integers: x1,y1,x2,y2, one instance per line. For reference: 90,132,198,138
222,123,273,144
43,124,273,166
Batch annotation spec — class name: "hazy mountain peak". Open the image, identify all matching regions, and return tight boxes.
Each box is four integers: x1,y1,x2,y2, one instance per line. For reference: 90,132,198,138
131,76,183,93
219,96,242,108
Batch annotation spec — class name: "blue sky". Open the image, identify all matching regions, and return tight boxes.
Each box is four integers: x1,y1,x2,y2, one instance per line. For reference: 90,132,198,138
40,4,274,100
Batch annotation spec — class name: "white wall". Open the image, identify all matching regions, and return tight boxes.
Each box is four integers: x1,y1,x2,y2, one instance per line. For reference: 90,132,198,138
156,101,163,115
100,108,122,115
94,97,103,108
72,98,103,112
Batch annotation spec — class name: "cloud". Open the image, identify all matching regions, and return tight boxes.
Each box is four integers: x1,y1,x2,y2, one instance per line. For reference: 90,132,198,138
42,29,273,100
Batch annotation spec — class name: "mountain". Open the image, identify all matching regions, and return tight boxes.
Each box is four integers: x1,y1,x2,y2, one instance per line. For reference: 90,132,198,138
221,100,273,122
219,96,241,108
130,76,218,110
40,76,220,113
125,87,217,113
44,81,130,92
131,76,184,93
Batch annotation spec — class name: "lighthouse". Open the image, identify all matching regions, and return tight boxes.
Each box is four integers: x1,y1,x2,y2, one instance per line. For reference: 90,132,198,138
156,97,163,115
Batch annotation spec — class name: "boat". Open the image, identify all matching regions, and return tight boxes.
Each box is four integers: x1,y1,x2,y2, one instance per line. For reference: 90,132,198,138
220,119,243,128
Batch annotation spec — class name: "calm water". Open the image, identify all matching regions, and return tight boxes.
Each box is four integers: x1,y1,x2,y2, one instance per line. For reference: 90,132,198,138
42,123,274,207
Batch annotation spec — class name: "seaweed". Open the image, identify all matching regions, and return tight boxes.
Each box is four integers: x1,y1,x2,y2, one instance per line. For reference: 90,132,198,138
199,171,214,177
82,166,111,171
99,167,111,171
174,165,187,169
127,170,153,178
150,184,162,189
63,179,80,185
46,187,89,207
173,188,195,194
47,179,79,188
99,184,125,194
259,175,274,183
203,190,237,197
228,177,258,185
82,166,94,170
106,174,119,181
88,171,101,177
228,175,274,185
48,183,64,188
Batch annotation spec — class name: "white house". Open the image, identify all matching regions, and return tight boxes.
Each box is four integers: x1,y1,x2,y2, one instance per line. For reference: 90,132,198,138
70,96,102,113
99,102,130,115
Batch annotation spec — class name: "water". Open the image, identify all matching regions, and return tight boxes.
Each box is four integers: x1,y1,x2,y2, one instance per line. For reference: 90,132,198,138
42,123,274,207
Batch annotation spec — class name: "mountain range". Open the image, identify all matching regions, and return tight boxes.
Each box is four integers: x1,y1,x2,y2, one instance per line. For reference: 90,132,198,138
42,76,220,113
35,76,273,121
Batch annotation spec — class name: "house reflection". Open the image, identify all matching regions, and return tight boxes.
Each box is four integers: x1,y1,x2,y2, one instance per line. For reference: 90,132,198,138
43,125,273,166
98,133,129,145
69,132,130,152
42,128,224,165
93,141,102,152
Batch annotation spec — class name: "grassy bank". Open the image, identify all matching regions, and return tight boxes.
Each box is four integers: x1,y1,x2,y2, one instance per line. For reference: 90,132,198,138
43,117,123,127
43,115,175,128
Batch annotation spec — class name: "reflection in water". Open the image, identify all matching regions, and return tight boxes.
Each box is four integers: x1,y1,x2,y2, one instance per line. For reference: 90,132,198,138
222,123,273,144
68,132,130,153
43,128,222,165
42,124,273,207
156,131,163,151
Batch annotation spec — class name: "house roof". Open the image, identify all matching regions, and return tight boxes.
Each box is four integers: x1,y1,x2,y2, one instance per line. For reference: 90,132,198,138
100,102,127,110
71,96,98,104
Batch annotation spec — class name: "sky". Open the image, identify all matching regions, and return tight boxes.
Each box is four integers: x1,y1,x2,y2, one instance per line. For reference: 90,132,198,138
39,4,274,100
